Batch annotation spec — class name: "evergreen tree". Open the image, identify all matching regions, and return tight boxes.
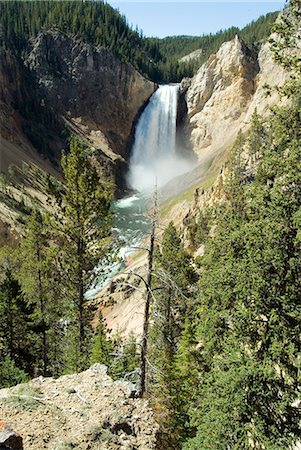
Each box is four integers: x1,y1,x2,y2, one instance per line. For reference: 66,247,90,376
184,91,301,450
90,312,112,367
0,1,279,83
55,136,111,371
183,11,301,442
149,222,196,448
0,269,35,376
0,355,28,389
108,331,140,381
18,209,66,376
270,0,301,81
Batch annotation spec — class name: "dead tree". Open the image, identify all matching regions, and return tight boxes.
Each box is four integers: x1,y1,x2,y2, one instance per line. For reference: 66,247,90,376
137,185,157,398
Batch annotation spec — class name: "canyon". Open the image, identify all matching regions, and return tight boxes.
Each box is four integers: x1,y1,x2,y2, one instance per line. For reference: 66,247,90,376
0,28,287,240
0,26,289,333
0,15,295,449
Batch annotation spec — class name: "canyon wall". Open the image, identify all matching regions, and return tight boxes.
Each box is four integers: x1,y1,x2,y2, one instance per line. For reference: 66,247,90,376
182,35,288,164
0,30,155,180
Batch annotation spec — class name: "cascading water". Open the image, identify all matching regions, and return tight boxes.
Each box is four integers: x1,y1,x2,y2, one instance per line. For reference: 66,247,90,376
86,84,195,298
128,84,193,193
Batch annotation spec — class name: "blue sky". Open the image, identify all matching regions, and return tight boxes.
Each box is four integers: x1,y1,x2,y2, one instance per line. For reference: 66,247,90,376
109,1,286,38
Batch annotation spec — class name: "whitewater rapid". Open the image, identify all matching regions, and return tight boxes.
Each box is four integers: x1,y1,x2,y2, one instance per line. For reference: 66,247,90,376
85,195,150,299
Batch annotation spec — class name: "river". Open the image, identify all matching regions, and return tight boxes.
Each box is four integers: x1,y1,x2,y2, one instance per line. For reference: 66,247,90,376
85,194,150,299
86,84,194,299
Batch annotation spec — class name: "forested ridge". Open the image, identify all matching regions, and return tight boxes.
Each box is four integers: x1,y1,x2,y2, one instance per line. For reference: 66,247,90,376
0,0,278,82
0,1,300,449
147,11,278,81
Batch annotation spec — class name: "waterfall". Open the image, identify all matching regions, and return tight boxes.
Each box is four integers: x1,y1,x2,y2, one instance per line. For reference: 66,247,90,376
128,84,191,193
87,86,196,298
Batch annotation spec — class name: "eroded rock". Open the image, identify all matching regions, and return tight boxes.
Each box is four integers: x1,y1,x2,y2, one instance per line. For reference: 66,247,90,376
184,36,288,161
26,30,155,160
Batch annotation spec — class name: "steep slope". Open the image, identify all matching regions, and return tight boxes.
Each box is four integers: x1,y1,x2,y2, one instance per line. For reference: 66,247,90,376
181,35,288,167
26,31,155,162
0,30,155,241
0,31,155,173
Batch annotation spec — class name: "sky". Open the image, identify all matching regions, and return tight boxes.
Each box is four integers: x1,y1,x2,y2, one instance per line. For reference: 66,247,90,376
109,1,286,38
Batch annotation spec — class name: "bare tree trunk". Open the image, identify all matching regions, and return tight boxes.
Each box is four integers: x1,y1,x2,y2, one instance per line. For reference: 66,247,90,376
77,237,85,368
138,187,157,398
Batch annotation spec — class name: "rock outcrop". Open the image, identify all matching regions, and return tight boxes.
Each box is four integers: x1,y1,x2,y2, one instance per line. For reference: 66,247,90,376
0,364,159,450
0,30,155,239
0,422,23,450
183,36,288,162
26,31,155,160
0,30,155,183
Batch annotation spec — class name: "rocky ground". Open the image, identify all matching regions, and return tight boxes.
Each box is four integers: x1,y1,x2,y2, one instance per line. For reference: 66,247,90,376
0,364,159,450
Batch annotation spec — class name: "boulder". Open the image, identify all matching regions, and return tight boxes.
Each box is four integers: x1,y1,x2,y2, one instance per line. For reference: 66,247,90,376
0,422,23,450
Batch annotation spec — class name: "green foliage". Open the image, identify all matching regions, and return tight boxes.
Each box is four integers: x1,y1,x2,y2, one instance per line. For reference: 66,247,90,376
184,209,211,250
0,136,112,382
0,355,28,388
149,223,197,448
159,11,301,445
171,318,200,444
270,0,301,77
150,223,195,370
147,11,278,82
109,331,140,381
4,384,43,411
91,313,112,367
182,93,301,449
0,1,279,82
0,0,157,79
53,136,112,371
0,267,36,376
19,209,66,376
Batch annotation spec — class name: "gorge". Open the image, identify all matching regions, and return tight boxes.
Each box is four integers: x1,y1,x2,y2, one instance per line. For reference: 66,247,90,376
1,2,300,449
87,83,197,297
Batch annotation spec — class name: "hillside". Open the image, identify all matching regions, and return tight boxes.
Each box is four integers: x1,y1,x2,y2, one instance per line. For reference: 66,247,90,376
0,1,300,449
87,33,289,339
0,1,278,84
146,11,279,81
0,29,155,238
0,1,279,193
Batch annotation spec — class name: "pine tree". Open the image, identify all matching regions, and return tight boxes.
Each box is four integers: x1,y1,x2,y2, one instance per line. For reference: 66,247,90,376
0,355,28,388
0,269,35,376
149,222,196,448
110,332,140,381
55,136,111,371
184,88,301,450
183,13,301,440
90,312,112,367
173,318,200,444
18,209,66,376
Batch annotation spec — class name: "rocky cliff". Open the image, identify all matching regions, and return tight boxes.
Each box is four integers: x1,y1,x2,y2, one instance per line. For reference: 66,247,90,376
0,364,159,450
0,30,155,183
182,35,288,163
0,30,155,241
26,31,155,161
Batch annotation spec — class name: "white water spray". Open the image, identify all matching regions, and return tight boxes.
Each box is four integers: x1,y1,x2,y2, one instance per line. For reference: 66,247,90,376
127,84,194,193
